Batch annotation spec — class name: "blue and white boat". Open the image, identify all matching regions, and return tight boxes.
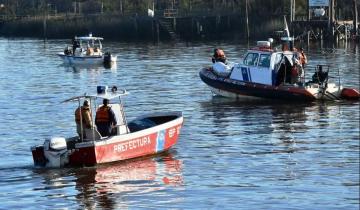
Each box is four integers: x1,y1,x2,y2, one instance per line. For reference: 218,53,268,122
199,40,360,101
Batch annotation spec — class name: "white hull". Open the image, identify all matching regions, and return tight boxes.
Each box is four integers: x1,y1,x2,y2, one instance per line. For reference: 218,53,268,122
57,53,117,65
305,83,343,100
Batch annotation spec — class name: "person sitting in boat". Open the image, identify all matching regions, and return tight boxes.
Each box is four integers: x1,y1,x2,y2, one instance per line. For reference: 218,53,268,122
86,47,94,56
211,48,232,77
311,65,328,84
212,48,227,64
95,99,117,137
64,46,72,55
75,100,93,138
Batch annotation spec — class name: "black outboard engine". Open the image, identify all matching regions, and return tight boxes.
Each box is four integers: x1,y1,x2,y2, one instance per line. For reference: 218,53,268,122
103,52,112,65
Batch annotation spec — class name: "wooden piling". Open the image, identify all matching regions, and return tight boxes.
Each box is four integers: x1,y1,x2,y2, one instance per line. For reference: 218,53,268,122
156,20,159,43
245,0,249,39
354,0,358,36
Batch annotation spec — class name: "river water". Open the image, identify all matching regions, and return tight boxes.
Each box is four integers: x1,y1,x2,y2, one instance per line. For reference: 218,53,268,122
0,38,359,209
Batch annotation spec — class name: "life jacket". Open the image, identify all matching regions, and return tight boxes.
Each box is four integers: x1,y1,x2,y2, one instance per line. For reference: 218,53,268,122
299,52,307,65
75,107,90,124
95,106,111,123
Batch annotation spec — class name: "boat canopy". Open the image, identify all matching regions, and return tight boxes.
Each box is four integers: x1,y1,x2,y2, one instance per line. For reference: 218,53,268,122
75,36,104,41
62,86,128,103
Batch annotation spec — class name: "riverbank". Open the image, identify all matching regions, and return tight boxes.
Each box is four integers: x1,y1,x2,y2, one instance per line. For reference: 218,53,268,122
0,14,284,41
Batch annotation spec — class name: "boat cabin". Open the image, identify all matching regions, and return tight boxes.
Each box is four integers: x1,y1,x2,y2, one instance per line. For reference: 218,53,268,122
74,33,103,56
229,41,300,86
64,86,129,142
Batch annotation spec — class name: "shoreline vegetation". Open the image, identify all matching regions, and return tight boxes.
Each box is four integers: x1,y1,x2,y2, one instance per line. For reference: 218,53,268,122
0,0,358,42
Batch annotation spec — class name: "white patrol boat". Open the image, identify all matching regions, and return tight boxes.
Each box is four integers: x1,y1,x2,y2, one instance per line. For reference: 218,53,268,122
200,39,360,101
57,33,117,66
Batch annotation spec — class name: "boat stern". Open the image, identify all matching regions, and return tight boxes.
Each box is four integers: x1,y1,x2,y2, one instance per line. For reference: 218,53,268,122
31,145,47,167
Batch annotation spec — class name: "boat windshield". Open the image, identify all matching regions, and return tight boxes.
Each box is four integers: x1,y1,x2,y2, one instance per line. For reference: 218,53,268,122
258,54,271,68
79,39,102,50
244,53,259,66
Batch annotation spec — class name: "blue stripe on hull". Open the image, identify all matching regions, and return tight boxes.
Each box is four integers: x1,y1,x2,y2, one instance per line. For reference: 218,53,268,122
241,67,249,82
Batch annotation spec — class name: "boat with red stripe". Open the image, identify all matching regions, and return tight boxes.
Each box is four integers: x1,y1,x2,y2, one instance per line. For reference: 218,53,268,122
31,86,184,167
200,18,359,101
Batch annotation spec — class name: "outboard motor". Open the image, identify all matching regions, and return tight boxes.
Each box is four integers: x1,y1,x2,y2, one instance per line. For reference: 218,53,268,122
43,137,69,167
103,52,112,65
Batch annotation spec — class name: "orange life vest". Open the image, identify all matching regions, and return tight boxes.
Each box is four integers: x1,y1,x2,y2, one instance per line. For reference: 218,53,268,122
95,106,111,123
75,107,90,123
299,52,307,65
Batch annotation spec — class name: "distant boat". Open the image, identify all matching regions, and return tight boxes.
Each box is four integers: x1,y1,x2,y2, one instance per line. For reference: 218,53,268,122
57,33,117,66
31,86,184,167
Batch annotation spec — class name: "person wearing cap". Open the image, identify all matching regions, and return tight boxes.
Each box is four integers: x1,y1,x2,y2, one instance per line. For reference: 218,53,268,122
75,100,93,138
95,99,117,137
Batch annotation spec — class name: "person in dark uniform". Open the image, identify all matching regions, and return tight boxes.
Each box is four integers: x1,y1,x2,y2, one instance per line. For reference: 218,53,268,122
95,99,117,137
72,37,80,55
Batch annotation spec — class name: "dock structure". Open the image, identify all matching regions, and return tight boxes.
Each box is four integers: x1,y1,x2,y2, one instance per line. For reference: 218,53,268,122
290,0,359,42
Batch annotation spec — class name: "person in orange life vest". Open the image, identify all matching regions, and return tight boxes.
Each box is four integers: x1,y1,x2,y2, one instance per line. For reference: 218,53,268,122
212,48,227,64
95,99,117,137
298,47,307,68
75,100,93,137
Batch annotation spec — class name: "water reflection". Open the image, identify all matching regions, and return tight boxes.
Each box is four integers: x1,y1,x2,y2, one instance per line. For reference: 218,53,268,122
60,62,117,73
200,96,312,137
33,152,183,209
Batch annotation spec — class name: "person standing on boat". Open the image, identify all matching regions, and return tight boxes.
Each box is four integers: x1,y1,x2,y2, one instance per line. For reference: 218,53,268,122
298,47,307,68
72,37,80,55
95,99,117,137
75,100,93,138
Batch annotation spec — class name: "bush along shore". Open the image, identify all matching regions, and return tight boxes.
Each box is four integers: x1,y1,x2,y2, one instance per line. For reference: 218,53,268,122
0,14,284,41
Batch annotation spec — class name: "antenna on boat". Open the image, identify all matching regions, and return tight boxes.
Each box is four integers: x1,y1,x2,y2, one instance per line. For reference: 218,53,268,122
281,15,294,51
283,15,290,38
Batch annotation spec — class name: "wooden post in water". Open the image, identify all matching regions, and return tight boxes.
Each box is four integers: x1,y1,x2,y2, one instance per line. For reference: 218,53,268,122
43,17,47,41
119,0,123,15
290,0,296,35
134,16,138,40
245,0,249,39
329,0,336,38
354,0,358,36
307,0,310,46
156,20,160,43
43,1,47,41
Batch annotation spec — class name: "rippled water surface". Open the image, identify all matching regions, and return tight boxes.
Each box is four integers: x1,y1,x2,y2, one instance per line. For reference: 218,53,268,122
0,38,359,209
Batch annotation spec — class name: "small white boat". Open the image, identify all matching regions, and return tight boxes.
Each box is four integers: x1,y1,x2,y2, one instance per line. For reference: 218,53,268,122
57,34,117,66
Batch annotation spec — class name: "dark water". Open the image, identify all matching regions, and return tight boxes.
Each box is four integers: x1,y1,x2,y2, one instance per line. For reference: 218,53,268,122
0,38,359,209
